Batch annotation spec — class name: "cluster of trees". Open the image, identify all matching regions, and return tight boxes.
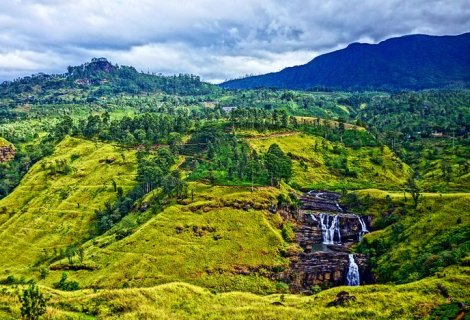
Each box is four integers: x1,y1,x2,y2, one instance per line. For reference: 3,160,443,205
185,125,292,187
229,108,290,130
218,90,351,120
95,147,184,234
53,272,80,291
346,90,470,190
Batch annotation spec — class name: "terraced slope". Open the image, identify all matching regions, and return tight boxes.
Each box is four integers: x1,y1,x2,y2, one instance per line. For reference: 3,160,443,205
0,136,137,274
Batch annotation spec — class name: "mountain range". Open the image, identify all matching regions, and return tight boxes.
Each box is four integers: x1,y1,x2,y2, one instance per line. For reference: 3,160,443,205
220,33,470,91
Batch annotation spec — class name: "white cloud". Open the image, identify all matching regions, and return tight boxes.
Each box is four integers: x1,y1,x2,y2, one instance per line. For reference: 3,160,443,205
0,0,469,82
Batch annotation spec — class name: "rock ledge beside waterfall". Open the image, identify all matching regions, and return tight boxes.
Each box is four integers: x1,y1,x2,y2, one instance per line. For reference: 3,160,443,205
286,191,373,293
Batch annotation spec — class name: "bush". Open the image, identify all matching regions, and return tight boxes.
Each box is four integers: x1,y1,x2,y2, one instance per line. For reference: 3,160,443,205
18,282,48,320
53,272,80,291
281,223,295,242
0,275,27,285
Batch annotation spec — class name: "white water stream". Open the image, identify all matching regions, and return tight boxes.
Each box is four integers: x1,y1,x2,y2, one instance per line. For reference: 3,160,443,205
346,253,360,286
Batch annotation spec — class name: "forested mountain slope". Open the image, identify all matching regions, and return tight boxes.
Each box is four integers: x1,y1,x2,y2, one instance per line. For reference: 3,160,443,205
221,33,470,90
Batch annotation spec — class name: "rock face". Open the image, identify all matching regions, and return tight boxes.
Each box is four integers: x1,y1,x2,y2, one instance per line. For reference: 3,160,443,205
289,251,369,292
0,145,16,162
287,191,372,293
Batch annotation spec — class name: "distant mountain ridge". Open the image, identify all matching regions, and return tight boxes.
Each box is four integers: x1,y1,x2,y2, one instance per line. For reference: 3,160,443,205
0,58,218,101
220,33,470,91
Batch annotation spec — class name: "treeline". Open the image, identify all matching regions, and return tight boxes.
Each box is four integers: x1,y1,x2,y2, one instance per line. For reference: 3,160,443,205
0,58,220,104
184,125,292,187
95,147,186,234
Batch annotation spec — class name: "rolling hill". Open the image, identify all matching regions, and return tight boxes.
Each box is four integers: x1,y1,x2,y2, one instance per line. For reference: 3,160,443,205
220,33,470,91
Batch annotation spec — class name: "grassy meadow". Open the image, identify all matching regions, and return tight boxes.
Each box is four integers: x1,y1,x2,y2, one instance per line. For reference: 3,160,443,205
42,182,292,294
1,264,468,319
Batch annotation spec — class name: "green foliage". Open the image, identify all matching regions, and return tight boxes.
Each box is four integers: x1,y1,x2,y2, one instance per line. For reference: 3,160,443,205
0,275,28,285
265,143,292,186
405,176,421,207
53,272,80,291
18,282,48,320
281,223,295,242
430,302,469,320
355,191,470,284
186,125,269,186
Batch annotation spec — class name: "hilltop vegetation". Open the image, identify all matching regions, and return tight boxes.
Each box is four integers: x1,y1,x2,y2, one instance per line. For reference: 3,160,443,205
247,132,409,190
0,58,219,108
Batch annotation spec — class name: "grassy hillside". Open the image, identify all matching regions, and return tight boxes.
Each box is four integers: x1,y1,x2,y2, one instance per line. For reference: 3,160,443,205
43,182,292,294
246,132,410,190
0,136,136,275
1,264,469,319
345,190,470,283
0,118,467,319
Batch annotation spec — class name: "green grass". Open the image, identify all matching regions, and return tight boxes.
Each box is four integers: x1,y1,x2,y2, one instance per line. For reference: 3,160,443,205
0,136,137,275
348,190,470,283
0,137,14,148
247,132,410,190
42,182,292,294
1,264,468,319
0,130,468,320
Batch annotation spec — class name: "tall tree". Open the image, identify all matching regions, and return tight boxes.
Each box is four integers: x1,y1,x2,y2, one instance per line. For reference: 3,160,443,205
265,143,292,186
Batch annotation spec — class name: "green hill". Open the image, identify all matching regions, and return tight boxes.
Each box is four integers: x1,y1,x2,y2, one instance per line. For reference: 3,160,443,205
0,107,468,319
44,182,292,294
1,263,469,319
0,136,136,275
246,132,411,190
346,190,470,284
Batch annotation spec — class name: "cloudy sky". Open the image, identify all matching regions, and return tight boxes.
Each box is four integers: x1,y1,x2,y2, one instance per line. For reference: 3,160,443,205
0,0,469,83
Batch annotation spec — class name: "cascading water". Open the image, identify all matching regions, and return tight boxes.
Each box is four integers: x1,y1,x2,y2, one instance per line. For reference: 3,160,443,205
319,213,341,244
335,202,343,212
355,215,369,241
346,254,360,286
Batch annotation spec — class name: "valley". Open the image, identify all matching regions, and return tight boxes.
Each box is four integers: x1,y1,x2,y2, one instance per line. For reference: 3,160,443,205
0,57,468,319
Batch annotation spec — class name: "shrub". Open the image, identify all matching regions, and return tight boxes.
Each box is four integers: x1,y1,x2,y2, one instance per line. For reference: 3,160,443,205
53,272,80,291
18,282,48,320
281,223,295,242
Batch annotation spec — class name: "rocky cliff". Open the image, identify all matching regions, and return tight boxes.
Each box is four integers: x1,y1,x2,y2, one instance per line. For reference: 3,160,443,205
286,191,372,293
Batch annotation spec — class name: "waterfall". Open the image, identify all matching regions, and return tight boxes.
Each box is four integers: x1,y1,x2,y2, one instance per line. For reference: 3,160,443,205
319,213,341,244
356,215,369,241
346,254,360,286
335,202,343,212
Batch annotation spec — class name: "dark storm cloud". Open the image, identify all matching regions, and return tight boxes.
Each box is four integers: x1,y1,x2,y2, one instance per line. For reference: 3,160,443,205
0,0,469,83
